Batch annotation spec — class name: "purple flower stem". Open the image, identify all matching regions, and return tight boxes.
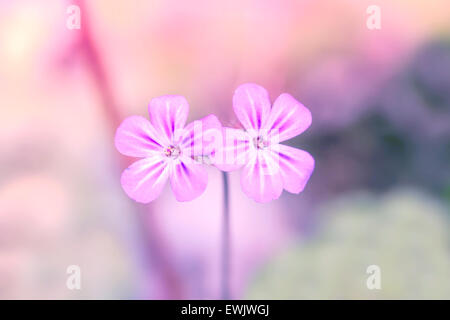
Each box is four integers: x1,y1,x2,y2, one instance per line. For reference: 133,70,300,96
75,0,183,299
221,171,231,300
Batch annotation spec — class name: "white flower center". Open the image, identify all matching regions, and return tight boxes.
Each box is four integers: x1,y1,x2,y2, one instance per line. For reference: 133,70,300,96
253,136,269,150
164,145,181,159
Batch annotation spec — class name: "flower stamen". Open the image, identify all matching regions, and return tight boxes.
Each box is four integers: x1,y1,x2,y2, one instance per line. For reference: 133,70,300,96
253,136,269,150
164,145,181,158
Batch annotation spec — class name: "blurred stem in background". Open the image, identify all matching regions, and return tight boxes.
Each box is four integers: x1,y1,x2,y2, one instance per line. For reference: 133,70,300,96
222,172,230,299
75,0,183,299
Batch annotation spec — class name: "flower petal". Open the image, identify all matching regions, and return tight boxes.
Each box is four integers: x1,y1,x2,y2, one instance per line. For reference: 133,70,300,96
169,157,208,202
179,114,223,158
240,149,283,203
233,83,271,131
213,128,250,172
277,144,314,194
120,156,169,203
264,93,312,143
148,95,189,145
115,116,164,157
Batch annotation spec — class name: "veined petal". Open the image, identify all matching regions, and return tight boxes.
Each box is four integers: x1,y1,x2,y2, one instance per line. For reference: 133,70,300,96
264,93,312,143
120,156,169,203
148,95,189,145
169,156,208,202
276,144,314,194
179,114,223,157
240,149,283,203
115,116,164,157
214,127,250,172
233,83,271,131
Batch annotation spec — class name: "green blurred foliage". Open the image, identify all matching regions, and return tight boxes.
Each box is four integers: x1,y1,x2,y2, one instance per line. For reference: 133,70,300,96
246,190,450,299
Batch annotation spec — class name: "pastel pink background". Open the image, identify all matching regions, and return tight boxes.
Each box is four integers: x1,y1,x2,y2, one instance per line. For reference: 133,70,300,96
1,0,449,299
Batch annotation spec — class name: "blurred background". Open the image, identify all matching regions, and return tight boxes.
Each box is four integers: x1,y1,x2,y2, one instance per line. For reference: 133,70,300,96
0,0,449,299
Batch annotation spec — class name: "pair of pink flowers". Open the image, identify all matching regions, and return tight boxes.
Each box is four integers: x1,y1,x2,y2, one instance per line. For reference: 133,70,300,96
115,83,315,203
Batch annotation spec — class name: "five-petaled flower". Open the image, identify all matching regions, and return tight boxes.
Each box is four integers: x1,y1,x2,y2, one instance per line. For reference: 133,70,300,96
216,83,315,203
115,95,221,203
115,84,314,204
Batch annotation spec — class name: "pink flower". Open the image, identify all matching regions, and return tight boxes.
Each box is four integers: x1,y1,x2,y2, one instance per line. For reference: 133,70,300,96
115,95,221,203
216,83,315,203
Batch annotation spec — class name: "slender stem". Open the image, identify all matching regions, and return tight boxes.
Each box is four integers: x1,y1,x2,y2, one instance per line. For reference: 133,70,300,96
75,0,183,299
221,171,230,300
